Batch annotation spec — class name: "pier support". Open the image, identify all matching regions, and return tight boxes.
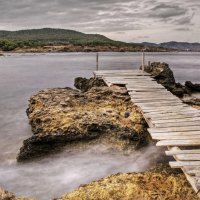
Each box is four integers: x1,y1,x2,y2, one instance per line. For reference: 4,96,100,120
96,52,99,71
142,50,145,72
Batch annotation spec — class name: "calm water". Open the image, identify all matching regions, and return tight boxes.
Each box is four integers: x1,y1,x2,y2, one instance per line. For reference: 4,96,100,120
0,52,199,199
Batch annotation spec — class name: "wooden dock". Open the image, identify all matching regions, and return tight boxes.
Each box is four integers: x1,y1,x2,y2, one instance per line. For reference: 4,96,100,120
94,69,200,196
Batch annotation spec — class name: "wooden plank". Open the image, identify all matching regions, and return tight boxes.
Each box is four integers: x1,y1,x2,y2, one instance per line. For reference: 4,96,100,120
101,73,151,76
172,154,200,161
146,115,200,122
130,91,175,95
147,115,200,120
142,108,198,113
94,72,149,75
131,99,181,103
131,97,179,101
149,126,200,133
127,84,164,87
142,104,190,109
166,149,200,156
169,161,200,168
146,116,200,122
145,113,200,119
157,139,200,147
129,91,171,94
141,106,190,112
140,103,184,108
152,134,200,140
127,88,166,92
137,103,184,108
185,168,200,175
149,131,200,137
155,121,200,128
94,71,148,74
134,100,181,105
123,85,164,88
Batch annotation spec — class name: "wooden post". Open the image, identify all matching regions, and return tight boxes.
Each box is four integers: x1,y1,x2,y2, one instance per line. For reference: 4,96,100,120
148,61,151,67
96,52,99,71
142,50,145,72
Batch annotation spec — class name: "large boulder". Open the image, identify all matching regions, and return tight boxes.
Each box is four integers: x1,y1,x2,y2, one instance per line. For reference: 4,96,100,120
18,85,149,161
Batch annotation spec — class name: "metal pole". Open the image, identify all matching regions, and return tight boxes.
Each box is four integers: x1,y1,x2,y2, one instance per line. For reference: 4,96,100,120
96,52,99,71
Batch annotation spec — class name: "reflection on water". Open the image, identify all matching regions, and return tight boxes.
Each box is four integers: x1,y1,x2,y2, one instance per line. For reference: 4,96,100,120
0,52,199,199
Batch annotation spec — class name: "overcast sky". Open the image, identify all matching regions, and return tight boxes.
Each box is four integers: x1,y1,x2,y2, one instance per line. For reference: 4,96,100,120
0,0,199,43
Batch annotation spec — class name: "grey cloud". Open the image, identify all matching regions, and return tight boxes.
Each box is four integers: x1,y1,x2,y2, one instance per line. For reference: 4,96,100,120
149,3,187,18
0,0,199,42
173,15,194,25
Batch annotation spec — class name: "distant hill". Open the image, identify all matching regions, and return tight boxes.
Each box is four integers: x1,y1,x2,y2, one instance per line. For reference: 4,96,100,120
0,28,146,51
142,41,200,51
0,28,125,46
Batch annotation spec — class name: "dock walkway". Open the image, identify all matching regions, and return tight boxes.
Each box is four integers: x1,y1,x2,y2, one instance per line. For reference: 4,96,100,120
94,69,200,195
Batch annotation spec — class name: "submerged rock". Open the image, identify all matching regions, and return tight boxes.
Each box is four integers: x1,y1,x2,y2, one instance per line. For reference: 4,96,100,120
0,53,4,56
18,84,149,161
56,164,198,200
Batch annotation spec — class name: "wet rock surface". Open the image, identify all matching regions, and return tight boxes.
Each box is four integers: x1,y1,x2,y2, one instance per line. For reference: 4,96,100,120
18,84,149,161
56,164,198,200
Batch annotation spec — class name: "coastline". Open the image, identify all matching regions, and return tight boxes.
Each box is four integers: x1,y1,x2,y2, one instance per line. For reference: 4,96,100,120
0,44,176,53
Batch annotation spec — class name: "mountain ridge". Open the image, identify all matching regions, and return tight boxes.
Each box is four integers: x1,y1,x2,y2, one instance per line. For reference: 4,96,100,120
142,41,200,51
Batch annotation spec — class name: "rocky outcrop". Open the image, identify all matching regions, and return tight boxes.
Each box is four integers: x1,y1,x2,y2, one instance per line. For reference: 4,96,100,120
143,62,176,85
185,81,200,92
0,187,32,200
18,84,149,161
74,77,106,92
56,164,198,200
143,62,189,97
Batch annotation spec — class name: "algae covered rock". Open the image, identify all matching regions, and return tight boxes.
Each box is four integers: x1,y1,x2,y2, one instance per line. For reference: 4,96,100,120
56,164,199,200
18,84,149,161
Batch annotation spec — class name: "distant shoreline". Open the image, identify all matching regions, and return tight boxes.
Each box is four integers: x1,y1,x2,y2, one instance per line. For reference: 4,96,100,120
0,44,190,53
